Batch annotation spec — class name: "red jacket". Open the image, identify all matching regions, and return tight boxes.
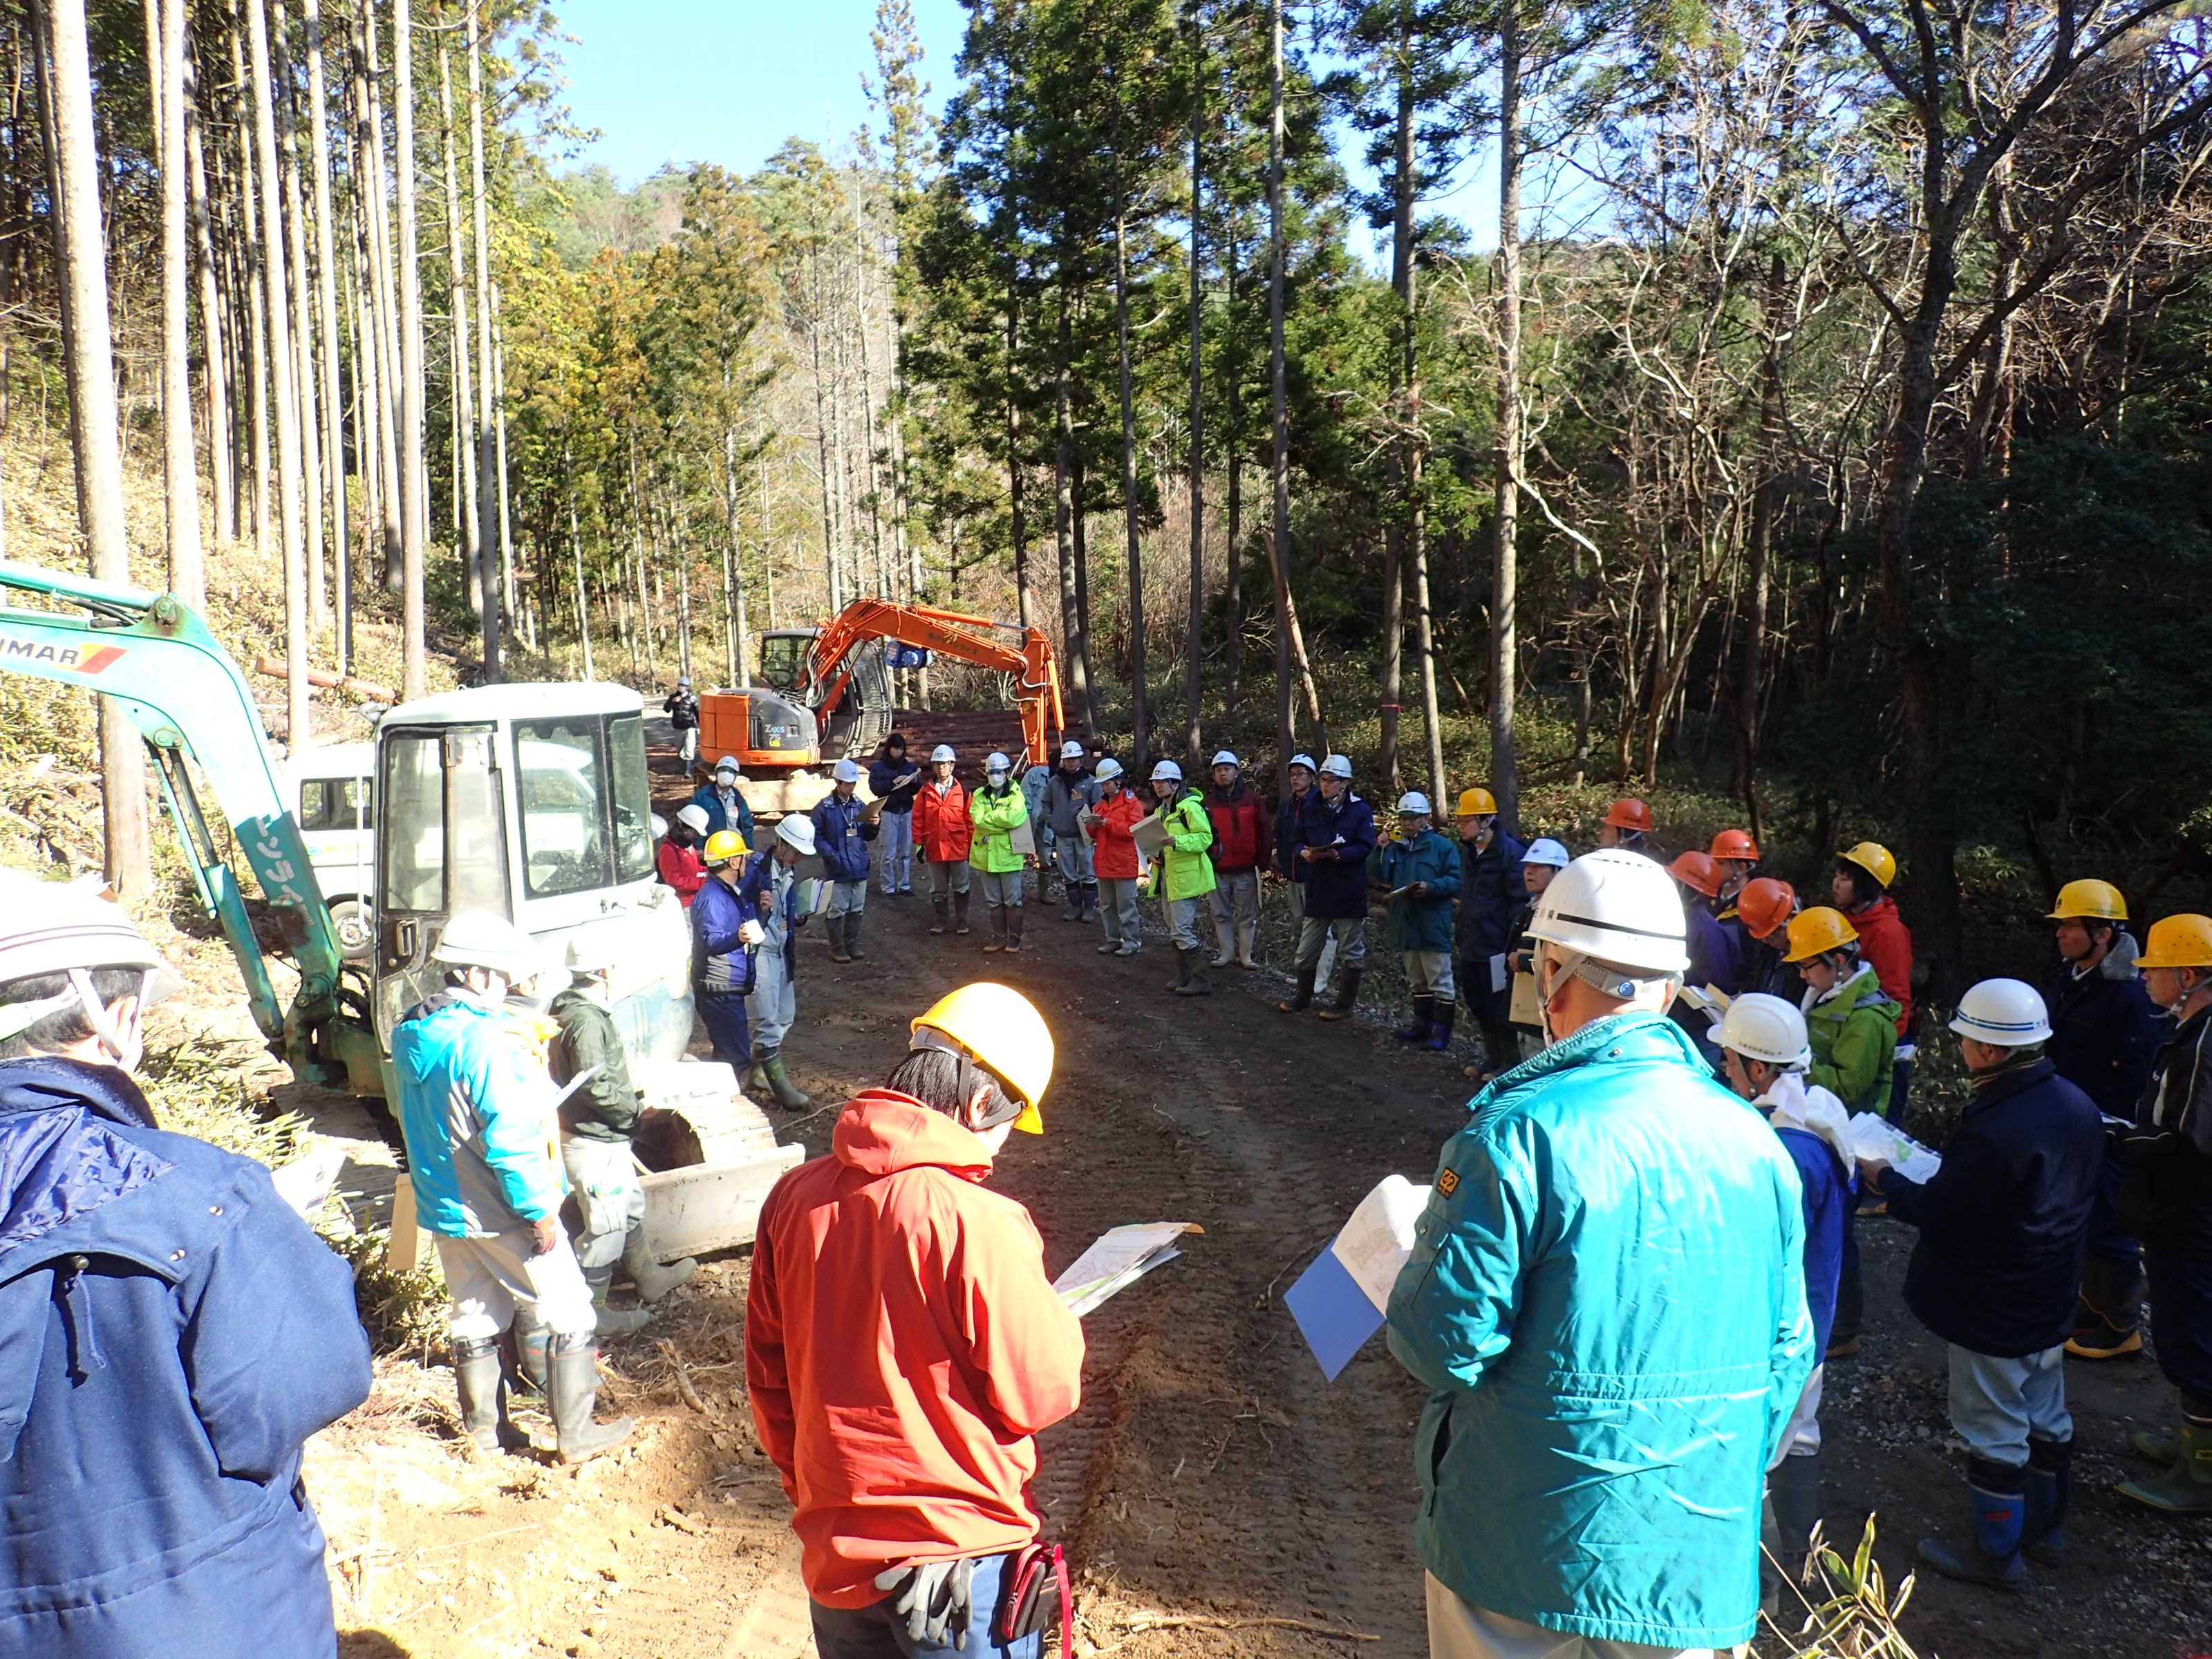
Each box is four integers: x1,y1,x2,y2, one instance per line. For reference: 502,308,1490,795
1085,789,1148,880
657,839,706,906
1852,895,1915,1035
1205,784,1272,874
912,777,973,863
745,1091,1085,1606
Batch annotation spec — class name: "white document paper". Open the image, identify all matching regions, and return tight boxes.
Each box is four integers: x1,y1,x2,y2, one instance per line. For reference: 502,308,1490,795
1052,1221,1200,1317
1847,1112,1942,1183
1332,1175,1432,1312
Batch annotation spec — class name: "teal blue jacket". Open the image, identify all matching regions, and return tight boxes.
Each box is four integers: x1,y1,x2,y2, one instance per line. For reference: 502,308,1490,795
391,991,565,1237
1386,1011,1815,1648
1379,827,1461,952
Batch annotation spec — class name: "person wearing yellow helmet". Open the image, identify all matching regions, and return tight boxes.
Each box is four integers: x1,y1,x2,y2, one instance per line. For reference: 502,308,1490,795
2043,879,2161,1362
1452,785,1526,1082
690,828,758,1082
746,984,1084,1651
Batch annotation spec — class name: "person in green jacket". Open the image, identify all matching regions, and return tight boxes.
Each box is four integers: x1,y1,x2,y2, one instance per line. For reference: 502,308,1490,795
1378,791,1461,1053
968,750,1031,955
1785,906,1902,1117
1145,758,1219,997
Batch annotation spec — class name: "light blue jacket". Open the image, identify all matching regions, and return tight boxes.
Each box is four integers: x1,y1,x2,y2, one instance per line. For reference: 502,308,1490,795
1386,1011,1814,1649
391,991,565,1237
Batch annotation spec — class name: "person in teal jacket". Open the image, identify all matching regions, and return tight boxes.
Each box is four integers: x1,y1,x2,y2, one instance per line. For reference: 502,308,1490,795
1379,791,1461,1052
1387,850,1815,1654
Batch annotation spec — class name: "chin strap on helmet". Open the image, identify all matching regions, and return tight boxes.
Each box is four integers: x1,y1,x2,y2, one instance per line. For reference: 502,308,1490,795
911,1027,1023,1132
66,966,157,1071
1535,946,1676,1047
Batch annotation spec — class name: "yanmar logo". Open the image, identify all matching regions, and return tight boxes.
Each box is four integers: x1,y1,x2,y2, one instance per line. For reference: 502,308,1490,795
0,633,127,675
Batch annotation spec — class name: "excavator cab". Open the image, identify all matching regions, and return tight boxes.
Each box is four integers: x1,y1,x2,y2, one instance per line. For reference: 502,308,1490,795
758,630,815,693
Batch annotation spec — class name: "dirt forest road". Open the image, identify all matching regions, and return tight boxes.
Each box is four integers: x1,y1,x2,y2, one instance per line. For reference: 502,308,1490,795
308,854,2212,1658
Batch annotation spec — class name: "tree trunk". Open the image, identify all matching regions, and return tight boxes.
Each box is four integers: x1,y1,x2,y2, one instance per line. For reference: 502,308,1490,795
436,39,480,641
1266,0,1293,784
1114,208,1147,771
41,0,150,896
1735,250,1787,832
352,4,403,593
270,7,324,639
1053,270,1093,736
1183,21,1204,765
1489,0,1523,834
465,1,498,677
1380,33,1412,796
493,281,518,632
303,0,349,669
182,35,234,550
156,0,201,603
393,0,429,699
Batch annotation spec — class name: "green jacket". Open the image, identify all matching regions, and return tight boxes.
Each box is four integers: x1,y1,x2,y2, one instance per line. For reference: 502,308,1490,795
548,985,641,1143
1154,787,1217,901
1805,964,1902,1116
968,780,1029,874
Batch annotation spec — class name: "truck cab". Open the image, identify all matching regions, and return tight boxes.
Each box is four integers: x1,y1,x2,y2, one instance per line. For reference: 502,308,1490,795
284,741,376,959
370,683,694,1076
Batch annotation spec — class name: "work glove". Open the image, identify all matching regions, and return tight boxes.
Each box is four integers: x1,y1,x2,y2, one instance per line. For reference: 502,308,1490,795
874,1556,974,1647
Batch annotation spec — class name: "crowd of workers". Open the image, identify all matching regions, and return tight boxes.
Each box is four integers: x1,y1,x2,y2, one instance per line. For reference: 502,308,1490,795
2,713,2211,1658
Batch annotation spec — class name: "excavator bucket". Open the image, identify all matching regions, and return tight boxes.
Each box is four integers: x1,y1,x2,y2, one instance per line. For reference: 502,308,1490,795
628,1060,803,1259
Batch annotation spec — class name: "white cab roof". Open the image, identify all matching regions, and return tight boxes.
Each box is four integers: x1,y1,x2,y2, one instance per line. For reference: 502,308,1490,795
380,682,644,726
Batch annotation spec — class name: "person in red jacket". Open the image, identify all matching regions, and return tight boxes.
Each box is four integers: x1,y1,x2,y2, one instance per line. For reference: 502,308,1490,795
746,984,1083,1657
657,803,710,906
912,744,974,937
1833,840,1917,1117
1203,750,1272,970
1083,757,1149,956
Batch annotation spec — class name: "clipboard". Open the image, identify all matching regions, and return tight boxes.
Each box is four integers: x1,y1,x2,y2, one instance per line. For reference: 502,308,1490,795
1509,969,1541,1025
1130,813,1170,857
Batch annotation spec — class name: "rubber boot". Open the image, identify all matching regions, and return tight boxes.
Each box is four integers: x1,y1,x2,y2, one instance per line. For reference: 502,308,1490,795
549,1332,635,1465
1316,968,1363,1021
2022,1437,2071,1566
583,1262,651,1338
1278,966,1316,1013
755,1047,813,1111
930,892,948,935
1082,883,1098,924
845,908,865,960
1916,1458,2027,1588
1762,1452,1824,1614
1177,949,1212,997
454,1336,524,1455
620,1222,697,1304
2066,1254,2144,1358
954,890,971,935
1236,920,1259,969
507,1311,551,1396
1425,1002,1456,1053
829,912,854,964
1167,946,1194,993
2133,1425,2179,1464
1211,919,1235,969
1062,885,1082,921
2119,1416,2212,1512
982,905,1006,953
1396,994,1436,1043
1004,907,1024,953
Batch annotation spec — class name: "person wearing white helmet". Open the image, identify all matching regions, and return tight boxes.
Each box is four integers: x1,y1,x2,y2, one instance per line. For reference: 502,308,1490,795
1387,849,1813,1656
658,800,713,906
913,744,973,936
740,815,821,1109
690,753,756,845
392,910,633,1464
1861,979,2102,1584
970,751,1031,954
1273,752,1335,990
0,875,371,1655
664,675,701,767
813,757,883,964
1082,756,1149,955
1145,758,1220,995
1044,738,1102,923
1378,791,1461,1053
1203,750,1271,971
1492,838,1574,1070
1279,754,1375,1020
1713,991,1853,1613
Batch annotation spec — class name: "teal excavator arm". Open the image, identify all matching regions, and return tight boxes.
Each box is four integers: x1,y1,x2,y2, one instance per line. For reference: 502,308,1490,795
0,559,347,1069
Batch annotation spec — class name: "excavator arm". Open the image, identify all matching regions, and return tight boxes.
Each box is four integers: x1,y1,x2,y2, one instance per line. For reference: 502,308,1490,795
0,560,345,1068
808,599,1065,767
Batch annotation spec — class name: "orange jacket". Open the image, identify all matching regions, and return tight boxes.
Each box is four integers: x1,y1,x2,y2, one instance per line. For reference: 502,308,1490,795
745,1090,1085,1607
1085,788,1149,880
912,776,973,863
1851,895,1915,1036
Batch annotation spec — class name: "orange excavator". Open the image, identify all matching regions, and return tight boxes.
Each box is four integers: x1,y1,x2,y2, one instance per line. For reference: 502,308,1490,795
695,599,1065,782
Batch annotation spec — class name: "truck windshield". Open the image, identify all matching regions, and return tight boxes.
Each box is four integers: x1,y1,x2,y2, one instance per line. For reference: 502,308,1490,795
608,714,656,883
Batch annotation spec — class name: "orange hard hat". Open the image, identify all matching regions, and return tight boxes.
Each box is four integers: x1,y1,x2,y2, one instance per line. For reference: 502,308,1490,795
1737,877,1797,941
1602,796,1653,834
1669,850,1723,898
1709,829,1759,863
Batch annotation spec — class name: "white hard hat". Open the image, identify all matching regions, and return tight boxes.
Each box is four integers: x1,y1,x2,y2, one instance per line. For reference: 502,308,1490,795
1061,740,1086,760
1288,753,1317,774
0,874,182,1011
834,758,862,784
676,803,711,835
1527,849,1689,976
432,911,538,977
1397,791,1432,816
715,755,740,775
985,751,1012,776
776,815,818,856
1151,758,1183,782
1951,978,2053,1047
930,744,956,763
1319,754,1353,779
565,924,624,975
650,813,668,841
1212,750,1240,768
1714,992,1810,1068
1094,757,1123,782
1524,838,1571,869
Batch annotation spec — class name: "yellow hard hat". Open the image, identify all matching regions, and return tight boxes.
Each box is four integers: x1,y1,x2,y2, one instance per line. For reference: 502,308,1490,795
2048,879,2127,922
1782,906,1860,964
1456,787,1497,818
703,830,748,867
911,982,1055,1134
2136,914,2212,970
1838,841,1897,889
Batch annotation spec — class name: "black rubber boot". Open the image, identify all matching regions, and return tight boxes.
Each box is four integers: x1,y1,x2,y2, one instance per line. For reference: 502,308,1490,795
620,1221,697,1304
1005,906,1024,953
1763,1450,1824,1611
549,1332,635,1465
1082,883,1098,923
930,892,948,935
2067,1254,2144,1358
2023,1437,2071,1565
1176,949,1212,996
983,905,1006,953
1396,994,1436,1042
1277,966,1316,1013
954,889,971,934
1425,1002,1456,1053
455,1336,525,1454
1168,946,1194,993
755,1047,813,1111
829,913,854,964
845,908,865,959
1316,968,1363,1021
582,1262,650,1338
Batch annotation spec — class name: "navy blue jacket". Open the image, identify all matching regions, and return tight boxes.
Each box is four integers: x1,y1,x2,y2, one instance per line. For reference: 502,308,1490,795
1292,791,1378,919
1776,1125,1851,1356
0,1058,371,1656
2117,1005,2212,1259
868,755,921,816
810,791,880,883
1879,1058,2103,1356
1274,788,1316,885
691,871,755,996
1454,831,1526,960
2048,949,2161,1120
